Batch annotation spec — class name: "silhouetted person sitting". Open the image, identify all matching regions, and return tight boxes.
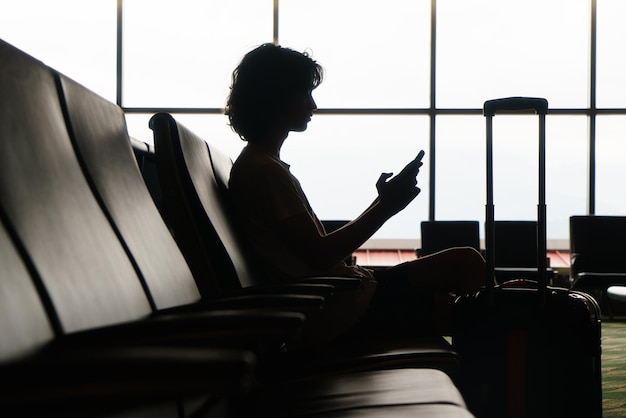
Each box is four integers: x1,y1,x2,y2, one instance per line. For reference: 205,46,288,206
227,43,484,339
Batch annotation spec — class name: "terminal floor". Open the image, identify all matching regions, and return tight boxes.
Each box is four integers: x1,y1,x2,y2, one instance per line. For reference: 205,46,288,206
602,321,626,417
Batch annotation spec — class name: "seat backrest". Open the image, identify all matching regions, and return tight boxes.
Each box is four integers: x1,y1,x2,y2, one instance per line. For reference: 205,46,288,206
494,221,537,268
151,113,252,296
0,39,152,334
55,73,202,310
129,136,165,219
208,141,285,280
419,220,480,256
0,216,56,363
492,220,538,268
570,215,626,276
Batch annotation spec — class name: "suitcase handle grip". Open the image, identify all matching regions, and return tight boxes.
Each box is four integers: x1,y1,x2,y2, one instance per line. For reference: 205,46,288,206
483,97,548,116
499,278,539,289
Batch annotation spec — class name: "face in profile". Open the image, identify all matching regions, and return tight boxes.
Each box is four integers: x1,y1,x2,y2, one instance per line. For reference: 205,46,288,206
282,90,317,133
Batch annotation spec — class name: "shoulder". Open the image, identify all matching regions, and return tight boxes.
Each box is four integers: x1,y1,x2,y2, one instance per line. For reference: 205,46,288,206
231,147,290,185
232,147,277,171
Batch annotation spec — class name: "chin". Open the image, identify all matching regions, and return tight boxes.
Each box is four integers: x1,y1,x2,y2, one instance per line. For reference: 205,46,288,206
293,123,310,132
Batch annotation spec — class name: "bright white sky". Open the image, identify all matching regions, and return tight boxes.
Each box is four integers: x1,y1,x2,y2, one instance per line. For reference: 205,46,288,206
2,0,626,243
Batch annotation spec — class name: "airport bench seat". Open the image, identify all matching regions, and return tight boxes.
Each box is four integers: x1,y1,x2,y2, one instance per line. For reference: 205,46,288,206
55,51,461,379
0,37,473,417
0,37,286,417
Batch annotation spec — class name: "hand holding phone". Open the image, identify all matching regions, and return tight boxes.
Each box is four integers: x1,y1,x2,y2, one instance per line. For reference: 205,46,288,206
396,149,425,179
376,150,425,215
376,149,425,202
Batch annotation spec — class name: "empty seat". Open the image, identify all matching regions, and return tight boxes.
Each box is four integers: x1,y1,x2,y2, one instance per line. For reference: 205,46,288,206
0,37,258,418
570,215,626,316
418,220,481,257
492,220,556,285
240,368,473,417
0,215,254,417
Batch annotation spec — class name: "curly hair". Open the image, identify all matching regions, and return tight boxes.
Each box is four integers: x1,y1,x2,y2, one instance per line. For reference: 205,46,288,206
225,43,324,143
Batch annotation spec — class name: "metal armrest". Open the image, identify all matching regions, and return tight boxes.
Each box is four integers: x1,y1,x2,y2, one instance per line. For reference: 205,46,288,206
59,309,306,351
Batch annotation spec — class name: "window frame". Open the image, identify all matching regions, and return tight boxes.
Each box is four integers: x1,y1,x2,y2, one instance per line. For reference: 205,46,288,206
116,0,624,242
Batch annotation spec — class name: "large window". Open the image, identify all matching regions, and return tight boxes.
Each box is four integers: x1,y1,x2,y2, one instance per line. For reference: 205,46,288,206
2,0,624,245
280,114,430,241
279,0,431,108
596,116,626,214
597,0,626,107
437,0,589,108
0,0,117,101
122,0,272,108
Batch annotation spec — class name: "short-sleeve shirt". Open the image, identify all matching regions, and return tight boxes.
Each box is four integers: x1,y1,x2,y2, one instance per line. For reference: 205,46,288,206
228,144,374,282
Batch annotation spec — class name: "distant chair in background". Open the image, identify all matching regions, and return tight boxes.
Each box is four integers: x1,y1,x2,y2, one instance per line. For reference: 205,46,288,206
570,215,626,318
491,220,556,285
417,220,481,257
607,286,626,319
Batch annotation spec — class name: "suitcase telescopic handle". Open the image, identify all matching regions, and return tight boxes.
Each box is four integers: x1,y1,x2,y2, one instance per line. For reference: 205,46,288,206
483,96,549,306
483,97,548,116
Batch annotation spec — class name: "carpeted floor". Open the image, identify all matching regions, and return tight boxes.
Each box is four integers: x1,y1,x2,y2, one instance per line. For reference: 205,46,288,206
602,321,626,417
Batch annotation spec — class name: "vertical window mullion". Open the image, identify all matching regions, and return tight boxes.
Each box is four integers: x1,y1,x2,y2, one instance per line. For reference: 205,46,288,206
429,0,437,221
273,0,279,44
116,0,123,107
588,0,597,214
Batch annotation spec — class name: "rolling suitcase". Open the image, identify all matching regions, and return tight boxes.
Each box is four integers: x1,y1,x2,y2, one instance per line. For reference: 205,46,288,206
452,97,602,418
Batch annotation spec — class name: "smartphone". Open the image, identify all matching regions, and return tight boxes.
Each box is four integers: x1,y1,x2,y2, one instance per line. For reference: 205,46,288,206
396,150,425,179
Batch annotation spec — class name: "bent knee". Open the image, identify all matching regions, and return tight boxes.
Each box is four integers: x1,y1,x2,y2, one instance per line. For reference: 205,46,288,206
448,246,485,288
446,246,484,263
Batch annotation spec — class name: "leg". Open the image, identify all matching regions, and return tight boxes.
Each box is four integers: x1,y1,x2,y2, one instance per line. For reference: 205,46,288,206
406,246,485,334
406,246,485,294
344,248,485,338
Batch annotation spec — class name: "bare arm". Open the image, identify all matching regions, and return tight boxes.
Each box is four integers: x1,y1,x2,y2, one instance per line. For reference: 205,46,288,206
277,155,423,270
